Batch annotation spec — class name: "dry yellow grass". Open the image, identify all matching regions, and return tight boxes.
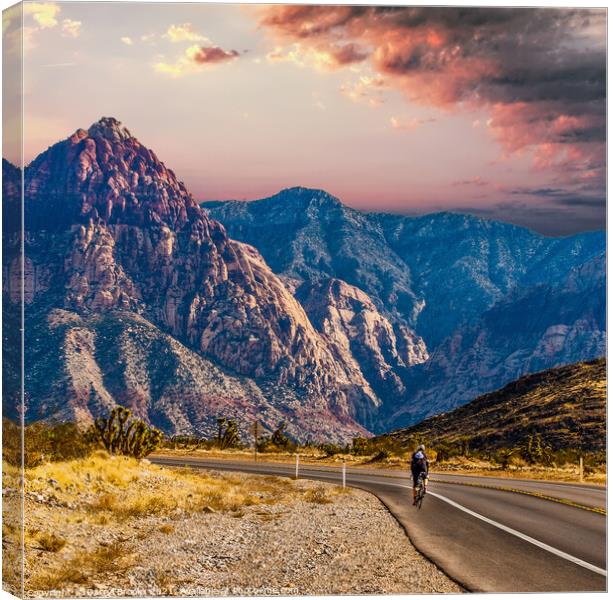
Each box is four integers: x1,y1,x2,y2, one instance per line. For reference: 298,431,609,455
29,541,136,591
23,450,289,521
36,532,67,553
21,450,349,595
158,524,174,535
304,486,333,504
2,461,23,594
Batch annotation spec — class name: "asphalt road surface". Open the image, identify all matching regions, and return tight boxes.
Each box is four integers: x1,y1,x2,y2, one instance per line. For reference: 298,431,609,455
151,456,607,593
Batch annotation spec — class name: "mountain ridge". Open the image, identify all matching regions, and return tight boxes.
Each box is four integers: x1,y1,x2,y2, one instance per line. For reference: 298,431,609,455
3,118,390,441
2,118,605,440
205,187,605,429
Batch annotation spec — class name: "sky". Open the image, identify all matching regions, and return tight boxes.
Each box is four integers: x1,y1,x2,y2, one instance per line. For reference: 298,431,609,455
2,2,607,235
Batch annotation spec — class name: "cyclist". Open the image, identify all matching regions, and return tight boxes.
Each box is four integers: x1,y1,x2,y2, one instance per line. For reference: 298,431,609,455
411,444,429,505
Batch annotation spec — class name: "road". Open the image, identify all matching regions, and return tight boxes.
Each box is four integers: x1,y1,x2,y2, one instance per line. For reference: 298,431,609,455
151,456,607,593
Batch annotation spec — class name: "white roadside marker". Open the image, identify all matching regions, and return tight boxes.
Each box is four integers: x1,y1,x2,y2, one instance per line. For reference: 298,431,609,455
428,491,607,578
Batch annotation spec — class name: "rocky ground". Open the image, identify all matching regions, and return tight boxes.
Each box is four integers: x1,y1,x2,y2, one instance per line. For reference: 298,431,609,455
4,453,461,597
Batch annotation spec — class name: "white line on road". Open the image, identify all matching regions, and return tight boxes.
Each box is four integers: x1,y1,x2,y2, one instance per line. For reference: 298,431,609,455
427,491,607,577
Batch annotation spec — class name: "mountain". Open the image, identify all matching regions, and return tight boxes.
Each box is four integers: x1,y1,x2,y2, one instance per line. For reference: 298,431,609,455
3,118,387,442
204,188,605,428
391,253,606,427
380,358,606,452
296,278,427,413
204,188,425,330
4,119,605,441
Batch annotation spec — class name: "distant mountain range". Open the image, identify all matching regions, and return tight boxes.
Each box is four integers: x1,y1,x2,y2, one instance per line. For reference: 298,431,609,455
2,118,605,442
204,188,605,428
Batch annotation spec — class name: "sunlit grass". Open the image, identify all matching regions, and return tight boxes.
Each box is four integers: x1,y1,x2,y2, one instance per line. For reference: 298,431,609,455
21,448,349,595
29,541,136,592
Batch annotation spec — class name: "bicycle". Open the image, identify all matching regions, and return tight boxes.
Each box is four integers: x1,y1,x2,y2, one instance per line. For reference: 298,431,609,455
414,472,427,509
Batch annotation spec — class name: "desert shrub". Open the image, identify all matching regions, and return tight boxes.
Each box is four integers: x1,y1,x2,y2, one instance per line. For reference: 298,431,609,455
30,541,135,592
270,422,296,451
304,486,333,504
370,449,392,462
257,422,297,453
3,418,98,468
91,492,119,512
216,417,241,450
88,407,164,459
521,434,554,466
351,435,405,458
317,443,345,457
36,532,66,553
434,440,453,462
351,437,371,456
163,435,216,450
457,436,472,457
495,447,520,469
121,493,176,518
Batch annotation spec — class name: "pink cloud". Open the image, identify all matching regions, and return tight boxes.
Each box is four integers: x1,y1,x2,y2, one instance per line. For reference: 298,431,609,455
190,46,240,64
260,6,605,196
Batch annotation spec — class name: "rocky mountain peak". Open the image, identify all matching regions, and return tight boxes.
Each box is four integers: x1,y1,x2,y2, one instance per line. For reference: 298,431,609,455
87,117,134,142
273,186,343,210
7,120,385,441
25,117,199,231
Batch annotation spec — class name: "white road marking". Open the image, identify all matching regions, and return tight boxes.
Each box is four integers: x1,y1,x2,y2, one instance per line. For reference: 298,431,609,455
428,491,607,577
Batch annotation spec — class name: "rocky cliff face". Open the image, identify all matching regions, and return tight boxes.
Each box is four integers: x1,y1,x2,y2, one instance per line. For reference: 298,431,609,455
4,118,381,440
391,271,606,428
373,212,605,347
297,278,427,423
15,306,356,442
204,188,426,328
205,189,606,429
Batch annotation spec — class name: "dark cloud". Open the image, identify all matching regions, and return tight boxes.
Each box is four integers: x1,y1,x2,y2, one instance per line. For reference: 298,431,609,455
260,6,606,203
190,46,240,64
330,43,368,65
509,186,605,209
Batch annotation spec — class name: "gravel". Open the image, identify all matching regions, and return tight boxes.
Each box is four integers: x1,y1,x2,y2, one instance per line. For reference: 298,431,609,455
22,475,462,597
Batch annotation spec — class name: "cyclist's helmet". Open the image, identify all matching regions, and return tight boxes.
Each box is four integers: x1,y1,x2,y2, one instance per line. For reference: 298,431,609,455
418,444,425,452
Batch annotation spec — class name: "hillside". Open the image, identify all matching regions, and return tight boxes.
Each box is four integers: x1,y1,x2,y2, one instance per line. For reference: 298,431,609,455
383,358,606,452
204,190,605,429
3,119,378,442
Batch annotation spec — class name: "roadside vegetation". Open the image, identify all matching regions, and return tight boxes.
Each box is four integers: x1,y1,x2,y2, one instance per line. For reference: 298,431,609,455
159,424,606,484
156,359,607,485
1,414,354,596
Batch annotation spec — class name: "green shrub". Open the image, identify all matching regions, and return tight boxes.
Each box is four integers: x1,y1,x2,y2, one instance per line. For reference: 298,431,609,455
318,443,345,457
163,435,216,450
521,434,554,466
434,440,453,462
496,447,520,469
257,422,297,453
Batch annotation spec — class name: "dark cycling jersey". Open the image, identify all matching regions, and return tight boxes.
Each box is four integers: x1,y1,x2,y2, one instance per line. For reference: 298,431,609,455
411,450,429,476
